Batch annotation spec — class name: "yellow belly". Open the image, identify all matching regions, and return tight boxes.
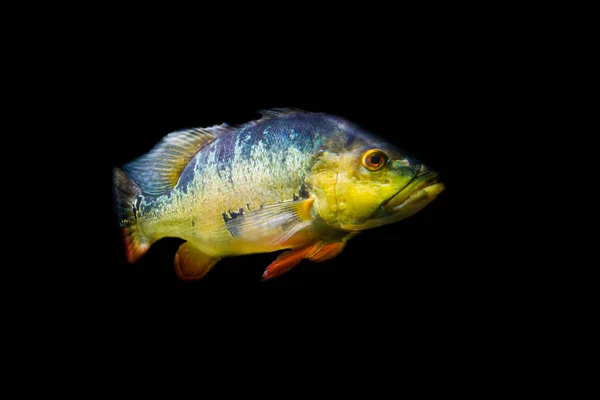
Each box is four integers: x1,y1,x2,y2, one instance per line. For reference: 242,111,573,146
180,221,324,258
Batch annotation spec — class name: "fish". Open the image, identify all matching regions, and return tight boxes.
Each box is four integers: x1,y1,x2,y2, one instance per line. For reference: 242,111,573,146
113,108,445,281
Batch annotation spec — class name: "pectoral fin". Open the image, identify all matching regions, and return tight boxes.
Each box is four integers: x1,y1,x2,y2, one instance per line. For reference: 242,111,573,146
174,243,220,281
226,198,314,245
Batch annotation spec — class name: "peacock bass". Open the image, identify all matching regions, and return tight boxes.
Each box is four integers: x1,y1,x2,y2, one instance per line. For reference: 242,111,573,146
113,109,444,281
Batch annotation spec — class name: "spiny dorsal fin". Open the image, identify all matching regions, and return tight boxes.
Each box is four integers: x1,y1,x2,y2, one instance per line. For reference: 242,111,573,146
123,124,232,196
233,108,313,131
257,108,308,119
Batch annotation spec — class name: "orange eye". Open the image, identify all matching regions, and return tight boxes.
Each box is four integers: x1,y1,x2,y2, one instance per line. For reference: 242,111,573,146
362,149,388,171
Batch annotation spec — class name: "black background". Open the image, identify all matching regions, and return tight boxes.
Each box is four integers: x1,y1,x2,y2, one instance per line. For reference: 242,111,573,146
11,8,572,393
92,54,498,334
38,23,524,371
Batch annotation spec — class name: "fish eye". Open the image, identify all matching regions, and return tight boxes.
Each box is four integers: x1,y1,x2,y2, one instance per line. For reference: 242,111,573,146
362,149,388,171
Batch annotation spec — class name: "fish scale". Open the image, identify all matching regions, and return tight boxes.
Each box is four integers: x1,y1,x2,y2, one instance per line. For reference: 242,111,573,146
136,114,337,249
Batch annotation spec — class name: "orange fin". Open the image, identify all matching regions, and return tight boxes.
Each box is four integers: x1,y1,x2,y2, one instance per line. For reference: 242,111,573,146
262,240,349,281
261,245,317,281
308,242,346,263
174,243,220,281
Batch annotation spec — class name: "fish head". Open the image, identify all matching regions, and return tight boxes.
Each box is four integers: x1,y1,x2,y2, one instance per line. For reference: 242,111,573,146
306,136,444,232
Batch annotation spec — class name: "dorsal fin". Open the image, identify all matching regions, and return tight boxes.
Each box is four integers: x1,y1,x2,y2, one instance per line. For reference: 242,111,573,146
122,109,312,196
257,108,308,119
234,108,313,131
123,124,232,196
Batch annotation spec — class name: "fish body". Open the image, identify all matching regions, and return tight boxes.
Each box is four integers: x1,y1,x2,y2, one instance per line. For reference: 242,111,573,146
113,109,444,280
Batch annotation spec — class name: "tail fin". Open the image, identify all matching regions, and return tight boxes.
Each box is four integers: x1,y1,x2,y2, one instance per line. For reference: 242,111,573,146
113,168,150,263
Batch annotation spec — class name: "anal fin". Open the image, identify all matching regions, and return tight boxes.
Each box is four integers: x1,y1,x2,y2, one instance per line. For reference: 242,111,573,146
174,243,220,281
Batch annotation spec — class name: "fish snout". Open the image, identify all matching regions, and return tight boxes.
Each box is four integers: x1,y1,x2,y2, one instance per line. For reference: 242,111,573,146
383,166,443,214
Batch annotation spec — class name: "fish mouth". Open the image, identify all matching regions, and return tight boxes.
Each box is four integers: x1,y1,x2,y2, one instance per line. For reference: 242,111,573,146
338,168,445,232
383,170,445,215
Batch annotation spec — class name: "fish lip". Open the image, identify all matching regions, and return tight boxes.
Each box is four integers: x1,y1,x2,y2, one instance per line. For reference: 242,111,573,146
378,172,418,210
383,171,440,214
